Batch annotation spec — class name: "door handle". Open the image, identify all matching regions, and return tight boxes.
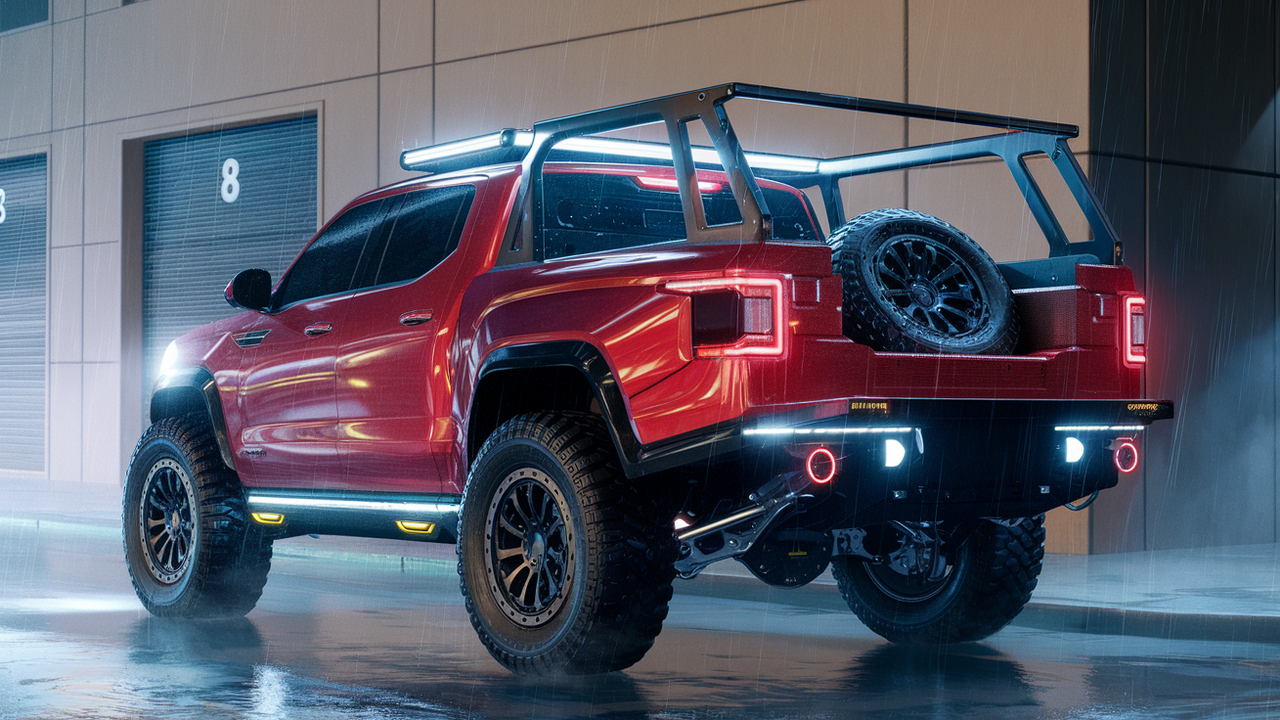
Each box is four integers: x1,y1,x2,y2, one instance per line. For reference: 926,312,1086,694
399,310,434,326
304,322,334,336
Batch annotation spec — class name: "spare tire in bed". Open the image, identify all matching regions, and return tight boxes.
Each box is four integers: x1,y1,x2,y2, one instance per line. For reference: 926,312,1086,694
828,209,1019,354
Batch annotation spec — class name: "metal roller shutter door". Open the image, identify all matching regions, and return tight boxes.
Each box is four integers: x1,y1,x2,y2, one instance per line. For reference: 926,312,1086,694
0,154,47,472
142,117,317,405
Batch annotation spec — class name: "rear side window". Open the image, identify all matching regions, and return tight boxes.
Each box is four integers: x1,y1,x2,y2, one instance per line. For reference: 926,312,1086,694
275,198,388,308
541,173,819,260
360,185,475,289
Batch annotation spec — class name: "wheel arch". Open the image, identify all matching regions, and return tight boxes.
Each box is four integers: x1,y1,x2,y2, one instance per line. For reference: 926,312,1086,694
468,341,639,471
149,367,236,472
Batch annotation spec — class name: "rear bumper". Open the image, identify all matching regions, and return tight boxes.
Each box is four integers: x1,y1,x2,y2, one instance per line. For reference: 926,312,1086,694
636,398,1173,522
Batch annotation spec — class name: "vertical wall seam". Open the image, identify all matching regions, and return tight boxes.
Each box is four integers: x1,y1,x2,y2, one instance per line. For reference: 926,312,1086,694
376,0,381,187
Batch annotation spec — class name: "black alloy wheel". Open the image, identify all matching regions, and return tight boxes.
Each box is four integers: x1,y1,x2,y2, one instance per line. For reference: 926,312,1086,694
485,468,575,626
873,234,989,338
138,457,198,585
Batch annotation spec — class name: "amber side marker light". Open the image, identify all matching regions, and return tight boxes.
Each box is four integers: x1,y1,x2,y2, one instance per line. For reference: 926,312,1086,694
251,512,284,525
1113,439,1139,474
397,520,437,535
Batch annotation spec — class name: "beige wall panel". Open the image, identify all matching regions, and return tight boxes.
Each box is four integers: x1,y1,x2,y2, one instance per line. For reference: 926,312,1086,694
839,170,908,225
52,18,84,130
82,121,119,247
380,68,434,186
437,0,788,62
50,246,83,363
1045,506,1089,555
381,0,434,72
54,0,86,22
81,361,121,483
435,0,904,145
907,0,1090,147
85,0,378,123
907,158,1061,263
319,78,380,221
82,242,121,364
86,0,116,14
48,363,83,484
0,26,53,138
50,128,83,248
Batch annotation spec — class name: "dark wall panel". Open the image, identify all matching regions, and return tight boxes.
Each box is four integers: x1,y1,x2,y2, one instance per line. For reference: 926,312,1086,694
1144,166,1276,549
1149,1,1276,174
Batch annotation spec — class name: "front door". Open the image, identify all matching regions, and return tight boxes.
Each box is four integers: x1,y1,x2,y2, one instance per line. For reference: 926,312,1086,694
335,183,478,493
235,195,395,488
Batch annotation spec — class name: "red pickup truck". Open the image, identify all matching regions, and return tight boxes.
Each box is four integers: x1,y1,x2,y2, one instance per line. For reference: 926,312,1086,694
124,84,1172,675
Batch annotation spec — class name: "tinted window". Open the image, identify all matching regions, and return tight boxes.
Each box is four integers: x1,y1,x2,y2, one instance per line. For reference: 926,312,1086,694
0,0,47,33
541,173,819,260
360,185,475,288
275,199,388,307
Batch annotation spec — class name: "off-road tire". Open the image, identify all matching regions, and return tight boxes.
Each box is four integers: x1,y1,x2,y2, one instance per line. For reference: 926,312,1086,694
829,208,1019,354
122,414,272,618
458,412,677,675
831,517,1044,643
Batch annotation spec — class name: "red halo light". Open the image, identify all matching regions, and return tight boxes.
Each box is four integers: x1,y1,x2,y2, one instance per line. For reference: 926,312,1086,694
1114,439,1139,474
806,448,836,484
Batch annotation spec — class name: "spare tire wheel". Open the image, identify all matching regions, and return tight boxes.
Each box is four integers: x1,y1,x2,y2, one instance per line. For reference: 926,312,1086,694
828,209,1019,354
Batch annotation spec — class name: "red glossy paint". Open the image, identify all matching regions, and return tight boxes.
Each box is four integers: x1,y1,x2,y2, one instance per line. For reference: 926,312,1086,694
165,162,1150,495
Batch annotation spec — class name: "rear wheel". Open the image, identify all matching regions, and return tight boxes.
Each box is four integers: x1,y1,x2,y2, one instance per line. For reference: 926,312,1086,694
831,517,1044,643
458,412,677,675
122,415,272,618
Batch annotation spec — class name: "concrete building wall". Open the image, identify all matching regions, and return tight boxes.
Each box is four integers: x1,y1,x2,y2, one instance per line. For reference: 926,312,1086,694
0,0,1093,552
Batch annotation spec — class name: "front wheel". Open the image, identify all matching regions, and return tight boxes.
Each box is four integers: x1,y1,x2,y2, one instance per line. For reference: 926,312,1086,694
122,415,272,618
458,412,676,675
832,517,1044,643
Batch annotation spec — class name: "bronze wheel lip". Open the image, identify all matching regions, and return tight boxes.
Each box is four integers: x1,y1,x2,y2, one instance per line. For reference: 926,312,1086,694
138,457,198,585
483,467,576,627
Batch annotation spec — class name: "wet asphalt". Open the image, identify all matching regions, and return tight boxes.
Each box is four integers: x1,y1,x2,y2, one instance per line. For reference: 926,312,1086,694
2,516,1280,720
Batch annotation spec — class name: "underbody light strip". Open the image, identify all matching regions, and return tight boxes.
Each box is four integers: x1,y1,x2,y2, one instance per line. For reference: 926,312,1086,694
744,426,914,436
1053,425,1146,432
247,495,459,514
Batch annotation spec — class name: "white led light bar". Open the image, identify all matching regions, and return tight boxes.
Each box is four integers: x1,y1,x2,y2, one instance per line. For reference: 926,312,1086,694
744,426,914,436
1053,425,1146,432
550,137,821,173
247,494,459,514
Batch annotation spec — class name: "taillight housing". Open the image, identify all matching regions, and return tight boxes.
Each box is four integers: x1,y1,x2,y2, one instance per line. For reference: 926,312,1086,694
663,276,785,357
1124,296,1146,365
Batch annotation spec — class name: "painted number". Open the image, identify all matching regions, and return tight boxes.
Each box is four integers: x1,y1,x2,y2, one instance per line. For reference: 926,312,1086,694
220,158,240,203
0,188,6,224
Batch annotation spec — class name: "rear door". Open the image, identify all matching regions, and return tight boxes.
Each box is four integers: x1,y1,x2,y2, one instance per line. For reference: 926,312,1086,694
236,197,393,488
335,183,478,493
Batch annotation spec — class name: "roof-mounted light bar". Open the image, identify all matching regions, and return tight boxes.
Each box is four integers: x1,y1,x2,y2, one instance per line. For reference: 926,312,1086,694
401,131,822,175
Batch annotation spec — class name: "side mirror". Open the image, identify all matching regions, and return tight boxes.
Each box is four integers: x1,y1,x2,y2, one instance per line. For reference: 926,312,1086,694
225,269,272,311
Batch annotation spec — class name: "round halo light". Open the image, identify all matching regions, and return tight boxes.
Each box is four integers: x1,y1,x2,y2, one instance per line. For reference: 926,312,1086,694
1114,440,1139,473
806,448,836,484
884,439,906,468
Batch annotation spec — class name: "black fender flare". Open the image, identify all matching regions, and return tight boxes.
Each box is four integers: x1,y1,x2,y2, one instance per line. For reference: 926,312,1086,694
475,341,641,470
150,367,237,472
473,341,742,478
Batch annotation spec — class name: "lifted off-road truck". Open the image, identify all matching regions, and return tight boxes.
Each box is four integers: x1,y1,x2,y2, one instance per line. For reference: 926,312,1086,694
126,84,1173,674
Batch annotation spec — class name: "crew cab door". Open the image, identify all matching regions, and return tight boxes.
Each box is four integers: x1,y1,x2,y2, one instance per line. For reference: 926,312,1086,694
335,183,478,493
236,197,394,488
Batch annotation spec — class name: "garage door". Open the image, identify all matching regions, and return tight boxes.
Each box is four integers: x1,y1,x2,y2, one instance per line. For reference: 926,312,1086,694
0,154,47,472
142,116,318,403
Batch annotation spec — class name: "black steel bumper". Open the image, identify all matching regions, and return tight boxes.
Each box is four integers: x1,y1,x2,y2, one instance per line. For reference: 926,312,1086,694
650,398,1173,524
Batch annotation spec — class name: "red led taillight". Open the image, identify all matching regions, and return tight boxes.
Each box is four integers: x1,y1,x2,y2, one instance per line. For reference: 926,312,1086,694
663,276,785,357
1124,296,1146,365
806,448,836,484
